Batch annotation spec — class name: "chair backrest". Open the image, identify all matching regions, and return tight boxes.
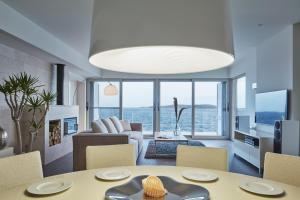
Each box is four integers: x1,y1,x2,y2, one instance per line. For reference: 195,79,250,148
0,151,43,191
86,144,136,169
176,145,228,171
264,152,300,186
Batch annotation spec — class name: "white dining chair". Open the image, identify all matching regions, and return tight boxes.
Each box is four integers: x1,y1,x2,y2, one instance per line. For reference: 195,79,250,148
176,145,228,171
86,144,136,169
0,151,43,191
264,152,300,187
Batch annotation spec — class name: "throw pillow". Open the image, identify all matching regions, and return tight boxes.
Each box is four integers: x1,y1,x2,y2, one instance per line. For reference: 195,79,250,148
102,118,118,134
120,120,132,131
110,116,125,133
91,120,108,133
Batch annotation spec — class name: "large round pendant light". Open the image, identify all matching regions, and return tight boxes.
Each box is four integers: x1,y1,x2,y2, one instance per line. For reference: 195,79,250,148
89,0,234,74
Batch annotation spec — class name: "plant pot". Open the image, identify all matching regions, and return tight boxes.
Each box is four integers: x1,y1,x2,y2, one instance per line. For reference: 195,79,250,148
173,124,181,136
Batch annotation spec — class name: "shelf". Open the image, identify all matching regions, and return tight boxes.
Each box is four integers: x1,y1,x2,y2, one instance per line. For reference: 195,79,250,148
233,139,259,149
233,129,274,173
235,129,273,139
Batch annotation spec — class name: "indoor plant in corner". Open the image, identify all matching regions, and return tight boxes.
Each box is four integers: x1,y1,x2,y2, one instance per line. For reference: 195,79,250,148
173,97,187,136
27,90,56,152
0,72,55,153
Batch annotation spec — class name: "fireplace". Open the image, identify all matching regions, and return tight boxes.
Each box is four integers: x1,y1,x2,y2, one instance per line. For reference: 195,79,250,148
49,120,61,146
21,105,79,164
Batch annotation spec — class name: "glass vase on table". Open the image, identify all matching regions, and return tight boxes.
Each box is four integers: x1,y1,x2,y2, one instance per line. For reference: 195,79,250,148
174,123,181,136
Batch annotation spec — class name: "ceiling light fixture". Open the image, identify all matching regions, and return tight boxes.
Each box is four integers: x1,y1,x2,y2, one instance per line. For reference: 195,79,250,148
89,0,234,74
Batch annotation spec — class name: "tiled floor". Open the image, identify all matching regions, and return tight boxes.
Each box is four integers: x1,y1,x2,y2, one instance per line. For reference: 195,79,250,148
43,139,260,177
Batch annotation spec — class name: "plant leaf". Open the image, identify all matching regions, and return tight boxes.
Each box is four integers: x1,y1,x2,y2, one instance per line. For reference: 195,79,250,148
173,97,178,119
177,107,188,122
40,90,56,104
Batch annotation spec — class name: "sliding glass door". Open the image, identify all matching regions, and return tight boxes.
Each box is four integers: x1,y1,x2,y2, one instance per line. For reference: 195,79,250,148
122,81,154,135
88,79,228,137
194,82,224,136
90,81,120,121
159,81,192,135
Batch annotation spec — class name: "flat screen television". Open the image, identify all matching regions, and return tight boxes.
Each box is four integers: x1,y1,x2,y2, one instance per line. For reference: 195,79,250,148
255,90,288,125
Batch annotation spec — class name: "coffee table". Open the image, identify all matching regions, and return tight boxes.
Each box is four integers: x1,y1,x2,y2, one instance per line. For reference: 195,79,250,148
154,132,188,156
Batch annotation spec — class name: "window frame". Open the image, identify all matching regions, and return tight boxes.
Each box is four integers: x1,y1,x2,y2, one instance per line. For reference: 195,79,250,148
87,78,230,139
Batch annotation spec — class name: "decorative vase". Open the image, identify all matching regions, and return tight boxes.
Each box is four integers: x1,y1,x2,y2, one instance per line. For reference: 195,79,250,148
28,131,38,152
0,126,8,149
174,124,181,136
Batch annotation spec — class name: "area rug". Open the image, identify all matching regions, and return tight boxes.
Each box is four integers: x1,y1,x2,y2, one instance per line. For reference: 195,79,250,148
144,140,205,159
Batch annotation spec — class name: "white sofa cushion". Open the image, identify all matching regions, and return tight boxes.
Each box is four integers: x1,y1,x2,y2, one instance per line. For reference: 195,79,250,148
110,116,125,133
120,120,132,131
102,118,118,134
91,120,108,133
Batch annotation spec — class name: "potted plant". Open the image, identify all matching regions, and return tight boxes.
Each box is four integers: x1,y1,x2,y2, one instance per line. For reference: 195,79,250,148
173,97,187,136
0,72,55,153
27,90,56,152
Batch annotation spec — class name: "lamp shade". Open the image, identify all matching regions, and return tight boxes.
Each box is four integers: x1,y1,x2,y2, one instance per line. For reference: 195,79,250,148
104,83,118,96
89,0,234,74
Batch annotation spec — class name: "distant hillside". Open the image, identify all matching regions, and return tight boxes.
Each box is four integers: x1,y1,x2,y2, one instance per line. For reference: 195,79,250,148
194,104,217,109
125,104,217,109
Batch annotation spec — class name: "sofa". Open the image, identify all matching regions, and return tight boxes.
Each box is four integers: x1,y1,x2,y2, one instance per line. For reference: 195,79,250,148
73,116,143,171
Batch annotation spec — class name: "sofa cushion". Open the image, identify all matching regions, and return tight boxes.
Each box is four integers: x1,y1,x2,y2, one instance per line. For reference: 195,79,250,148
110,116,124,133
120,120,132,131
91,120,108,133
102,118,118,134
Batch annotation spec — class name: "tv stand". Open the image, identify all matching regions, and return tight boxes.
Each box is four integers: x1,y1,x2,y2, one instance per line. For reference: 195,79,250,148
233,129,273,174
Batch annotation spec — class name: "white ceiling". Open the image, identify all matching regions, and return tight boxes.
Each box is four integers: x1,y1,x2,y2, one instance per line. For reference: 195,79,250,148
231,0,300,54
1,0,94,57
1,0,300,61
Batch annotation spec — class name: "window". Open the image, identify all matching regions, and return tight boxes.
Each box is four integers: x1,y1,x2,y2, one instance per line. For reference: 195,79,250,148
194,82,221,136
237,76,246,109
89,79,228,137
122,81,154,135
160,82,192,135
92,81,120,120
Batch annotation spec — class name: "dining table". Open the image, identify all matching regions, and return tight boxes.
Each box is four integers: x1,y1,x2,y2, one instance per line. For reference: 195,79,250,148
1,166,300,200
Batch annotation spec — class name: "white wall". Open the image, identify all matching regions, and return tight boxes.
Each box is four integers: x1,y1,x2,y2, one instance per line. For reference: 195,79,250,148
0,43,51,147
0,1,101,77
256,26,293,132
230,47,257,125
229,25,294,135
256,26,293,93
0,43,86,151
292,23,300,121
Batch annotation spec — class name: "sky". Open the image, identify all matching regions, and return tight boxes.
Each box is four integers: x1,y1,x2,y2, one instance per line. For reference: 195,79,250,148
95,81,220,108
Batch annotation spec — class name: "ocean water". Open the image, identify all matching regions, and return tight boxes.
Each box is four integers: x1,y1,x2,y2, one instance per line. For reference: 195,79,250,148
95,106,218,133
255,112,286,125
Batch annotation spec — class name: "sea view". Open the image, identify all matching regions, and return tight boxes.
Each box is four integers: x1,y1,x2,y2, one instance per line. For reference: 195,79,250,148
95,105,218,134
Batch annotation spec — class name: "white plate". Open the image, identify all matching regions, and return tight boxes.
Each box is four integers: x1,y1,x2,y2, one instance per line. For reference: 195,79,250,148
239,180,284,196
27,179,72,195
182,170,218,182
95,169,131,181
